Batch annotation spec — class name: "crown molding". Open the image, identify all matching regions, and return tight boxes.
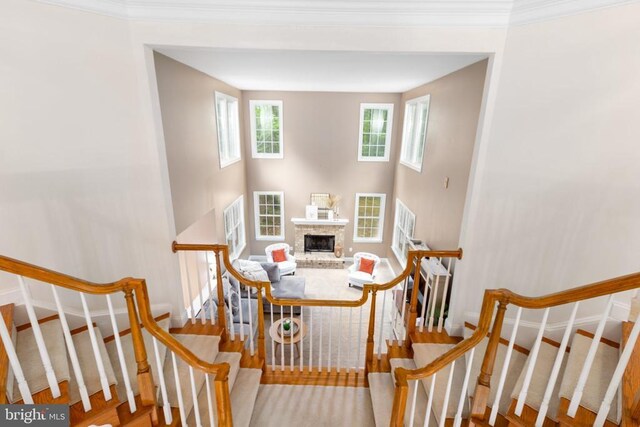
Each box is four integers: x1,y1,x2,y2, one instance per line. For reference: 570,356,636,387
510,0,638,25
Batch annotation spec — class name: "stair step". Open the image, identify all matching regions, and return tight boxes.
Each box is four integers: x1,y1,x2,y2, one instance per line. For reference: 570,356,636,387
214,351,242,391
67,326,118,405
229,368,262,427
105,316,171,403
558,331,619,423
11,318,71,402
508,341,567,422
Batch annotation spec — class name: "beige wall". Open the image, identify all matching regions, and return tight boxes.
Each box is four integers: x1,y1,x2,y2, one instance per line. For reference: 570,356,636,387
388,60,488,269
242,91,402,256
154,53,249,255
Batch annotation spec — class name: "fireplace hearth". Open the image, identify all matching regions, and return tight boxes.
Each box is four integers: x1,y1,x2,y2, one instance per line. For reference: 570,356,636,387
304,234,335,253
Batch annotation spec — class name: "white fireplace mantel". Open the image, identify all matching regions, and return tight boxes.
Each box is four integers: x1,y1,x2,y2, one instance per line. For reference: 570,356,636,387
291,217,349,226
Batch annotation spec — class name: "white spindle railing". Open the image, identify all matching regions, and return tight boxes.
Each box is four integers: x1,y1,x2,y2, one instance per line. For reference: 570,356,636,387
290,305,294,372
188,366,202,427
205,374,215,427
515,307,550,416
308,307,313,368
79,293,112,401
106,294,136,413
280,305,285,371
0,312,33,403
18,276,61,398
196,252,206,325
153,337,172,424
378,290,387,357
423,374,437,427
247,291,254,356
180,251,195,324
438,258,452,333
51,285,91,411
440,360,456,426
536,302,579,426
171,352,187,427
568,295,614,417
419,276,430,332
319,306,324,370
328,307,333,371
234,277,245,340
409,380,419,426
346,307,352,371
270,303,276,370
337,307,342,371
490,307,523,425
400,276,409,343
454,349,475,427
206,252,216,324
428,274,440,332
356,306,364,372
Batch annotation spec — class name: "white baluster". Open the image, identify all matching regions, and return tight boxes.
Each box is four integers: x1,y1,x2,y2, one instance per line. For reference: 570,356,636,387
328,307,333,371
248,289,254,356
188,366,202,427
400,276,409,343
423,374,437,427
347,308,352,372
290,305,294,372
51,285,91,411
515,307,550,416
153,338,172,424
300,307,304,371
337,307,342,371
205,374,215,427
234,276,245,340
357,305,364,371
0,312,33,403
227,289,236,340
106,294,136,412
429,273,440,332
319,306,324,371
180,251,195,323
409,380,419,426
171,352,187,427
594,315,640,426
196,252,206,325
536,302,580,426
378,290,387,357
438,258,452,333
439,360,456,426
308,307,313,369
490,307,523,425
419,275,429,333
568,295,614,417
18,276,60,398
205,252,215,324
454,349,475,427
280,305,285,371
79,293,112,401
270,303,275,371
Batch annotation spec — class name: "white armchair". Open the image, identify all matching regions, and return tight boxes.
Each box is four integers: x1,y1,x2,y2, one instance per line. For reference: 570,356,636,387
348,252,381,288
265,243,297,276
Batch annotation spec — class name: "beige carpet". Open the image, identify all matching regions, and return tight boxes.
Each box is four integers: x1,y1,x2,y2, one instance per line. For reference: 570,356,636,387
250,384,375,426
262,265,397,371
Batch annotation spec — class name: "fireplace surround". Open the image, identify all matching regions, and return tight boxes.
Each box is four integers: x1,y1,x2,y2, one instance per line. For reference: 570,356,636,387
304,234,335,253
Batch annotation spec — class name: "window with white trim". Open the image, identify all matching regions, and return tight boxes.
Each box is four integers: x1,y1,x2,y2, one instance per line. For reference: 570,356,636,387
215,91,241,168
353,193,386,243
391,199,416,265
250,100,283,159
254,191,285,241
399,94,431,172
224,196,246,259
358,103,394,162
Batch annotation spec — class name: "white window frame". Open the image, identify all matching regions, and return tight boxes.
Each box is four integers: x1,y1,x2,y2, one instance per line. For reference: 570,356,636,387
253,191,285,241
223,195,246,260
214,91,241,168
250,100,284,159
399,94,431,172
353,193,386,243
357,103,394,162
391,199,416,266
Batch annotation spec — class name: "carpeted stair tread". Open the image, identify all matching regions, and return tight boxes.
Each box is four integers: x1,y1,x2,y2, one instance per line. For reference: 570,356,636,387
230,368,262,427
214,351,242,391
412,343,468,423
368,373,395,426
558,332,619,423
105,316,171,403
11,319,71,402
161,334,220,415
509,341,567,421
464,326,528,415
67,326,118,405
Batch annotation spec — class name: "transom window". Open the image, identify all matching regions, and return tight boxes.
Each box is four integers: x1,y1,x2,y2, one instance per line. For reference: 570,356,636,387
391,199,416,265
224,196,246,259
358,103,394,162
400,94,431,172
353,193,386,243
254,191,285,241
215,91,241,168
250,100,283,159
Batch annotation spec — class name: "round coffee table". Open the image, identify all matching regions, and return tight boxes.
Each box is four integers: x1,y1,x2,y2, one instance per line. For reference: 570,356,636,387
269,317,308,358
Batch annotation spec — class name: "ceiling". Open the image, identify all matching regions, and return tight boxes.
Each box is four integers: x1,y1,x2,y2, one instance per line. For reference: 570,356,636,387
155,48,489,93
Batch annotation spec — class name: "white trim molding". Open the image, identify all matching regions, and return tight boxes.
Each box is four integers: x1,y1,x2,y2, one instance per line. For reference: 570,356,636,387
353,192,387,243
510,0,638,25
253,191,286,241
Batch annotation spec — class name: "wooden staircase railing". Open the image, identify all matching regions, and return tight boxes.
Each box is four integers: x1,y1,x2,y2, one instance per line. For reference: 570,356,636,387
389,270,640,427
0,254,234,427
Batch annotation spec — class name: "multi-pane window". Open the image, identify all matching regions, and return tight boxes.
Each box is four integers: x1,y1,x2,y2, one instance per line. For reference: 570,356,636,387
254,191,285,240
250,100,283,159
224,196,246,259
358,103,394,162
215,91,241,168
391,199,416,265
400,95,431,172
353,193,386,243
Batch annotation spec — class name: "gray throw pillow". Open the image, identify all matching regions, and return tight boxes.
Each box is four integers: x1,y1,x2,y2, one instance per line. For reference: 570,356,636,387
260,262,281,283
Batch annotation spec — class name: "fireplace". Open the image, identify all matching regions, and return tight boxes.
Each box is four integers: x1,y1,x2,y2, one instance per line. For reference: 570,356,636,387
304,234,335,253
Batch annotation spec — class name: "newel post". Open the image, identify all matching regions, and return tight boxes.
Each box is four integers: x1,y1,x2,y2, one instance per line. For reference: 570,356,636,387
469,300,508,423
365,287,378,375
124,289,158,423
214,366,234,427
406,252,423,347
214,249,228,342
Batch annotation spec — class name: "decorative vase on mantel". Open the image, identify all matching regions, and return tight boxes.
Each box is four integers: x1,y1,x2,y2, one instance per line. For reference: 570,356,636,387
327,210,334,220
